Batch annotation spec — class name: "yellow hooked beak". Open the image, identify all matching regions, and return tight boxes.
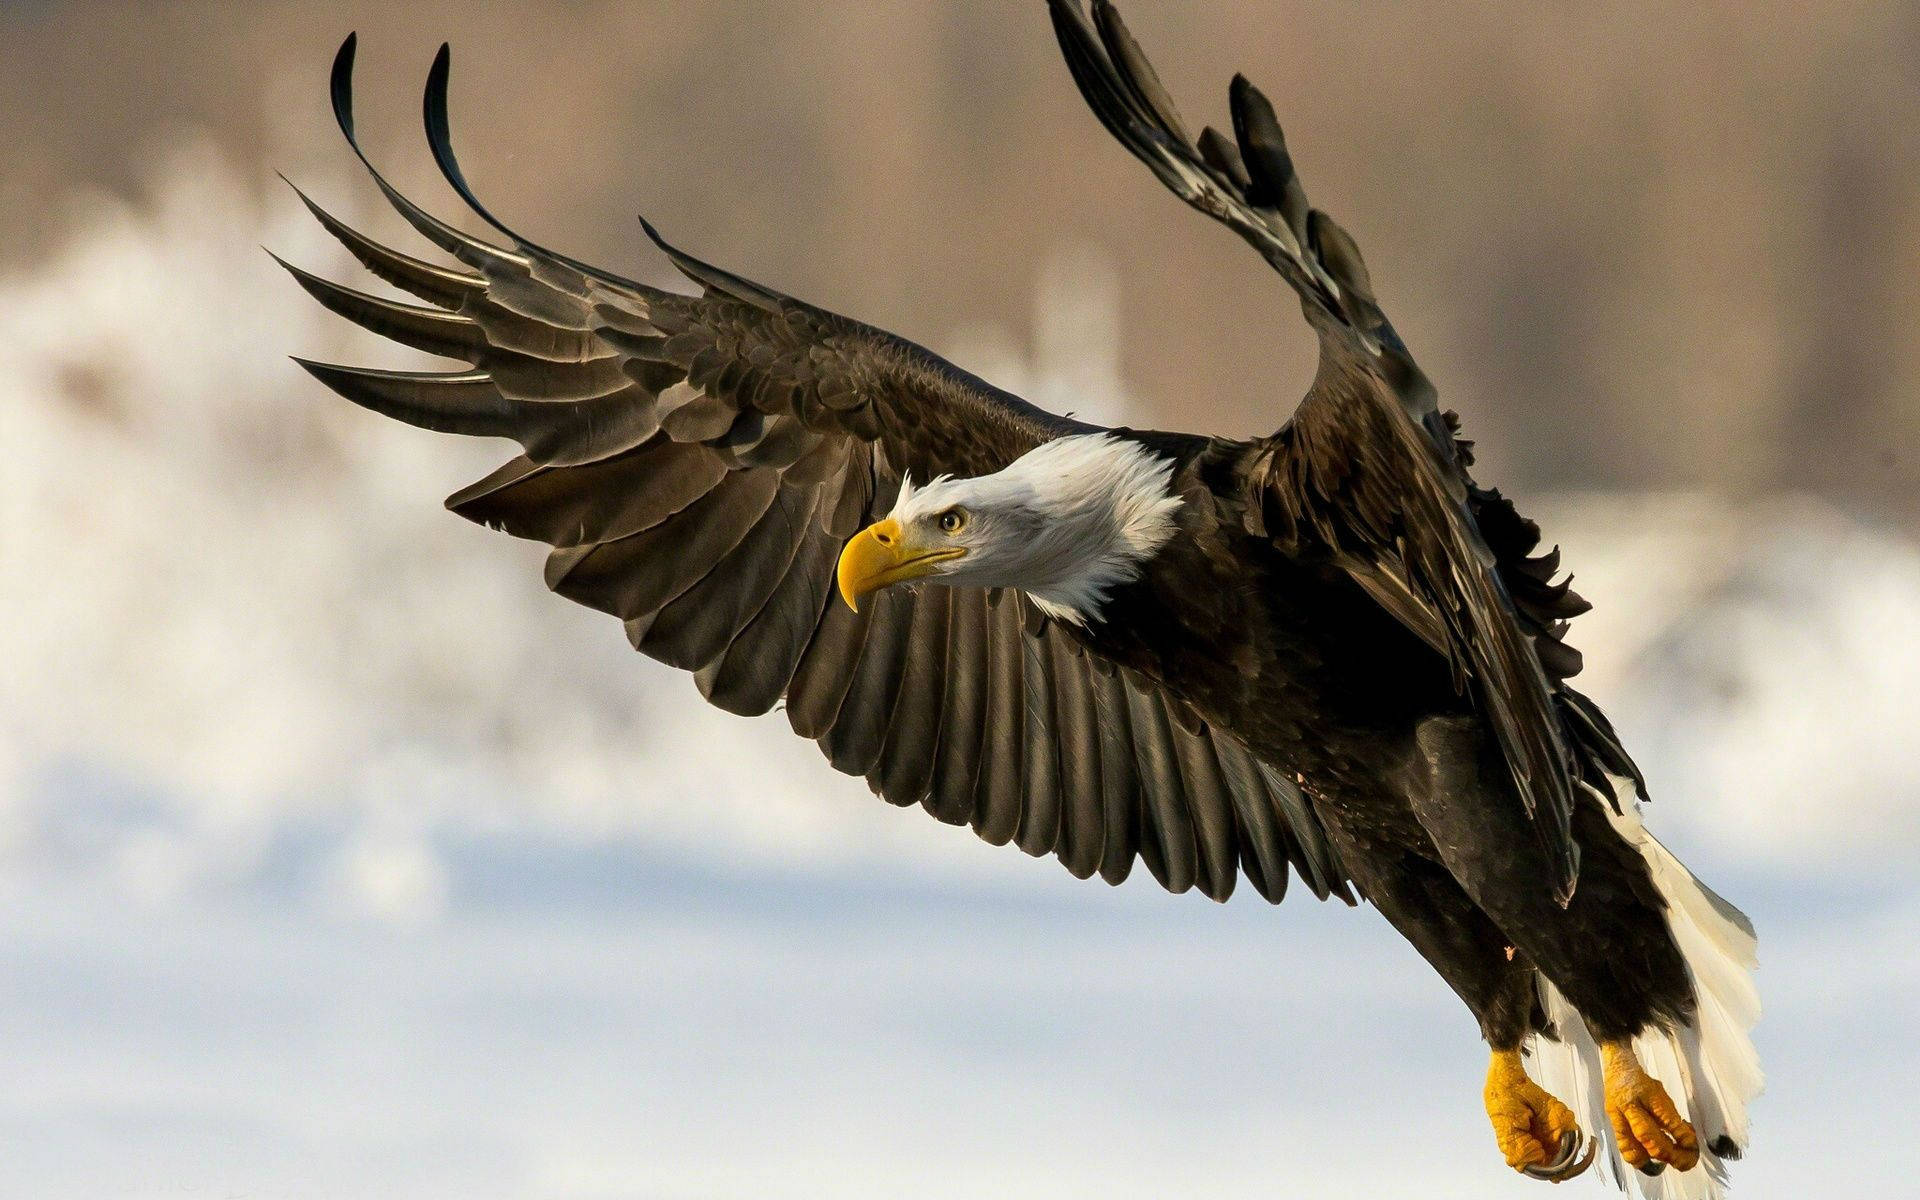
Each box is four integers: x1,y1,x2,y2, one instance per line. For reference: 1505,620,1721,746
836,518,965,611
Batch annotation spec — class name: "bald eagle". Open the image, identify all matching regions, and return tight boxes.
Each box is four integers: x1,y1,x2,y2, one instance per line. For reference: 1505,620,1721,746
282,3,1760,1193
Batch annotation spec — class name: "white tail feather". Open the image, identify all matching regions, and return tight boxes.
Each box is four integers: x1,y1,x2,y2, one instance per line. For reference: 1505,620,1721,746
1527,785,1762,1199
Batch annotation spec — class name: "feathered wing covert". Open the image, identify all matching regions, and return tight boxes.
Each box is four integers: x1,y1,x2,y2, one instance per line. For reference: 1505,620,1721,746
283,34,1349,906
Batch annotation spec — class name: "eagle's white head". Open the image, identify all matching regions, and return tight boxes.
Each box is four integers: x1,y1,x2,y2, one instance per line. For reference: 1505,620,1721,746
836,433,1185,625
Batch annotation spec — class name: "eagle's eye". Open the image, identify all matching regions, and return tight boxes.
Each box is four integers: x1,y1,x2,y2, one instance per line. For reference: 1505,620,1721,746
937,508,967,535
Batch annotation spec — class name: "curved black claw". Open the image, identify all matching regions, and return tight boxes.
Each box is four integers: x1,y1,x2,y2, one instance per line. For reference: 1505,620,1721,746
1523,1130,1598,1182
1637,1160,1669,1177
1519,1133,1575,1180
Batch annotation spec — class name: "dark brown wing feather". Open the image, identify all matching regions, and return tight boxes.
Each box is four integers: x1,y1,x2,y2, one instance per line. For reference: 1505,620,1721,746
283,34,1347,905
1052,0,1645,903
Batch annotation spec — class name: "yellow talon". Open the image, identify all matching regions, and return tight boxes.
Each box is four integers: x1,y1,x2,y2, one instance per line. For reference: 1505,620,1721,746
1601,1041,1701,1173
1485,1048,1591,1181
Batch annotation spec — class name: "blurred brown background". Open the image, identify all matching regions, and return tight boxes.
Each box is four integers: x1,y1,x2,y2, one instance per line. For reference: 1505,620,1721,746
6,0,1917,520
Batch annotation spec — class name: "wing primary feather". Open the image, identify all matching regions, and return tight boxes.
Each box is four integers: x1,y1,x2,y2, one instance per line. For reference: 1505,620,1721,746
1208,734,1289,904
1306,209,1376,308
877,585,951,812
1046,631,1105,881
293,359,517,438
447,441,726,546
1168,714,1239,902
821,588,915,777
1227,74,1311,247
696,517,838,716
1090,1,1191,145
637,219,791,314
635,482,817,671
279,176,484,309
420,43,653,294
1087,663,1140,887
326,34,530,274
1256,759,1350,903
786,582,875,740
1560,687,1648,801
926,588,989,827
544,468,779,621
419,46,524,249
299,355,656,467
1047,1,1151,155
1012,599,1063,858
1117,677,1172,890
1120,673,1196,894
1195,127,1251,191
972,590,1027,846
272,253,490,363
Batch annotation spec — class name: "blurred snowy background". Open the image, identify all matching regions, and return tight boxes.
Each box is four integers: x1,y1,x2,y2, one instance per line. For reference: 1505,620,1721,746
2,3,1917,1197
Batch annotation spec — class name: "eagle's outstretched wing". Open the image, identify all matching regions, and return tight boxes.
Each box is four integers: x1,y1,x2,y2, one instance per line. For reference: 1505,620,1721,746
1050,0,1642,904
283,35,1348,904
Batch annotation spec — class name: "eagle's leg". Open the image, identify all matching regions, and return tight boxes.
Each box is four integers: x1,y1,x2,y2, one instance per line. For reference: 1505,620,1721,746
1315,820,1595,1183
1400,714,1711,1177
1485,1047,1590,1180
1601,1040,1700,1174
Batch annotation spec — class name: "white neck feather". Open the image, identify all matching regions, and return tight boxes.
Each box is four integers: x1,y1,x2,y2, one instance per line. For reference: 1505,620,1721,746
891,433,1184,625
1016,435,1184,623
